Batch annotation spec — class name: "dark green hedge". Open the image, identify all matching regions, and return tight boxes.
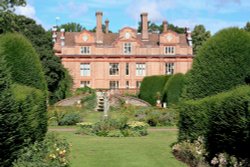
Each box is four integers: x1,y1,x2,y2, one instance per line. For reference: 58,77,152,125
139,75,170,105
12,84,47,143
162,73,185,106
183,28,250,100
178,85,250,159
0,33,47,91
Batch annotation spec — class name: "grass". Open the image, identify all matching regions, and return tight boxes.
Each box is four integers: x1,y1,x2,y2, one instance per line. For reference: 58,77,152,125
56,130,186,167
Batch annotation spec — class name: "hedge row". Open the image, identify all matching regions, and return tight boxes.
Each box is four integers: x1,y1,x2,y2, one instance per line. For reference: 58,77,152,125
178,85,250,159
183,28,250,100
139,75,170,105
162,73,185,106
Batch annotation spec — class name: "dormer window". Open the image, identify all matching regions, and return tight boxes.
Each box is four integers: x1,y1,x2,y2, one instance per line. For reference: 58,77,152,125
124,43,132,54
165,46,175,55
80,46,90,55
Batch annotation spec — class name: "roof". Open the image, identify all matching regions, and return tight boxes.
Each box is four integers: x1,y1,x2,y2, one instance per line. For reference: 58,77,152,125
55,31,189,47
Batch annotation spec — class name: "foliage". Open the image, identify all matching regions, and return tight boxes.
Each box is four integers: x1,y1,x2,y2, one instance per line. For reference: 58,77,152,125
13,132,70,167
172,137,208,167
58,22,85,32
137,21,185,33
90,24,112,33
0,0,26,11
75,86,94,95
0,33,47,91
77,118,148,137
210,153,249,167
191,25,211,55
178,85,250,161
58,112,81,126
12,84,47,142
244,22,250,32
81,89,97,110
162,73,185,106
183,28,250,100
139,75,170,105
0,56,21,167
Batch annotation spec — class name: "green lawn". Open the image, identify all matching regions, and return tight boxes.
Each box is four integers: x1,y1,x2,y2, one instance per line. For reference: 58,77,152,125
57,130,186,167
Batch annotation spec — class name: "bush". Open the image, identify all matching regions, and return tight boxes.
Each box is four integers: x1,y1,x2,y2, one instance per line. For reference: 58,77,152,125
12,84,47,143
139,75,170,105
162,73,185,106
81,90,97,110
58,112,81,126
0,33,47,91
178,85,250,160
75,86,93,95
183,28,250,99
13,133,70,167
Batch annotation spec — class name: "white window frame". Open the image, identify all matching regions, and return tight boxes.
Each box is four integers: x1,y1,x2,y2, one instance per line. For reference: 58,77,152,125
109,63,119,76
80,63,91,76
166,63,174,75
80,81,90,87
136,63,146,76
123,43,132,54
165,46,175,55
80,46,91,55
136,81,142,88
110,81,119,89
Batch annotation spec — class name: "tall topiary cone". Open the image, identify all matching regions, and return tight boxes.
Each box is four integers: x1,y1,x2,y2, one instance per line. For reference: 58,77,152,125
183,28,250,99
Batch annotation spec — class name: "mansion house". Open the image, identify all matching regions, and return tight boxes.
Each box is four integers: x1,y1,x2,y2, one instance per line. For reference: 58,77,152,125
53,12,193,91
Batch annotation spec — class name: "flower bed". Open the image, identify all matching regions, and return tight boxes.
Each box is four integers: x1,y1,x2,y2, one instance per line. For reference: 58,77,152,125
76,119,148,137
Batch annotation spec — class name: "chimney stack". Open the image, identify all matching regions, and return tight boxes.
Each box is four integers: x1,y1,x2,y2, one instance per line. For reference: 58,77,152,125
60,28,65,46
105,19,109,34
96,11,103,43
141,13,149,41
52,25,57,43
163,20,168,33
186,27,192,46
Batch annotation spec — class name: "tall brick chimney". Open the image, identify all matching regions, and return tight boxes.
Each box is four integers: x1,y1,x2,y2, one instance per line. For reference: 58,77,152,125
105,19,109,34
163,20,168,33
141,13,149,41
96,11,103,43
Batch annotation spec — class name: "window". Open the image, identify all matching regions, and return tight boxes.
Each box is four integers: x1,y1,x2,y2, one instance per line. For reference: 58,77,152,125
126,81,129,89
125,63,129,75
136,81,141,88
110,81,119,89
124,43,132,54
80,46,90,54
136,63,146,76
80,63,90,76
166,63,174,75
165,46,175,55
109,63,119,75
80,81,90,87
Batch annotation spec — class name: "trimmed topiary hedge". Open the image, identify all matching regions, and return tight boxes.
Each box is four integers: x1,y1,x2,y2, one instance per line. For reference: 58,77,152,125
162,73,185,106
12,84,47,142
139,75,170,105
178,85,250,160
183,28,250,100
0,33,47,91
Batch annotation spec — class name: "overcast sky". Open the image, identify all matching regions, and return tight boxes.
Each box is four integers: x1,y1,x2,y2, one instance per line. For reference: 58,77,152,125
15,0,250,34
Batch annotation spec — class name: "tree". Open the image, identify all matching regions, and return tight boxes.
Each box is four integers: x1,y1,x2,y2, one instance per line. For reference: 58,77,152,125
244,22,250,32
0,56,21,167
0,0,26,11
137,21,185,33
90,24,112,33
58,22,85,32
183,28,250,100
191,25,211,55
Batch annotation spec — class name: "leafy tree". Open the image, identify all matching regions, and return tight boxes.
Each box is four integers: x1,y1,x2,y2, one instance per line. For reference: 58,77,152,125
192,25,211,55
244,22,250,32
90,24,112,33
183,28,250,100
58,22,85,32
137,21,185,33
0,56,21,167
0,0,26,11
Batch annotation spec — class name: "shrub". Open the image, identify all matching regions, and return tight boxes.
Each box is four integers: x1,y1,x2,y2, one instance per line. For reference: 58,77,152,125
75,86,93,95
183,28,250,99
178,85,250,160
58,112,81,126
0,56,21,167
12,84,47,142
81,90,97,110
162,73,185,106
13,133,70,167
0,33,47,91
139,75,170,105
